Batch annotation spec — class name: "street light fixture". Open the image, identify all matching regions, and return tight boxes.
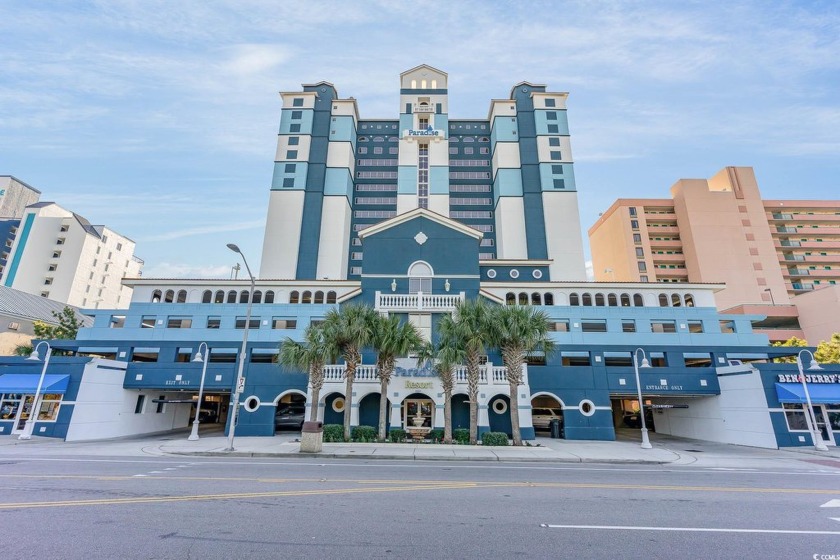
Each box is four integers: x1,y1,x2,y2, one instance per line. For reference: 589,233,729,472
188,342,210,441
226,243,255,452
20,341,52,440
795,349,828,452
633,348,652,449
763,288,775,305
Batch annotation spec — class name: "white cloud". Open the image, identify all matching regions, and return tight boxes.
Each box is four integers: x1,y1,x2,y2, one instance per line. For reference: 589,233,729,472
142,220,265,242
141,262,232,278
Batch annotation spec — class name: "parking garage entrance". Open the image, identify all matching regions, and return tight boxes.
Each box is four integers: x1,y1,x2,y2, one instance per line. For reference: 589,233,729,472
530,395,563,437
611,398,655,432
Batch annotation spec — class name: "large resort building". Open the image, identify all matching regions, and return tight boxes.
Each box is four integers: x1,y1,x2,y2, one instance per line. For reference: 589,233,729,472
1,66,837,449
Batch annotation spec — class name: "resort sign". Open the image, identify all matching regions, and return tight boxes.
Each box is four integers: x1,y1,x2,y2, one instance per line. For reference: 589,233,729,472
405,380,433,390
406,125,442,137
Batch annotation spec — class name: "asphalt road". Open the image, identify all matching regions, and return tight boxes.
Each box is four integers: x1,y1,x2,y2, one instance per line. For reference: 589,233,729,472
0,454,838,559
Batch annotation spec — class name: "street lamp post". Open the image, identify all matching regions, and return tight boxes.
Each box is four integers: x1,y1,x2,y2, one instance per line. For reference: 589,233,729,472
20,341,52,440
188,342,210,441
633,348,652,449
796,349,828,452
763,288,775,305
226,243,255,452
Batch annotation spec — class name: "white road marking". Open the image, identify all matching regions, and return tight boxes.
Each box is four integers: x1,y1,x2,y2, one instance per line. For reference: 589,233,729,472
540,523,840,535
830,518,840,523
820,499,840,508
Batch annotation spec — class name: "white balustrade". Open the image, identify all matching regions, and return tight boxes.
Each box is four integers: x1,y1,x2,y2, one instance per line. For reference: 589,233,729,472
375,291,464,312
323,361,510,386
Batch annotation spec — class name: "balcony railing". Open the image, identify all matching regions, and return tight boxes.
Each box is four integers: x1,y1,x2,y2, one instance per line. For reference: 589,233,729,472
375,291,464,312
321,362,515,387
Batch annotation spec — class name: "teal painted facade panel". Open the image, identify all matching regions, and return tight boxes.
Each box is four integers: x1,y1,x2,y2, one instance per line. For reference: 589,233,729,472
534,109,570,136
539,163,577,191
433,114,448,136
279,109,314,135
3,212,34,286
491,116,519,143
323,167,353,198
271,161,309,190
328,116,357,147
429,166,449,194
398,165,417,194
399,114,413,135
494,168,524,202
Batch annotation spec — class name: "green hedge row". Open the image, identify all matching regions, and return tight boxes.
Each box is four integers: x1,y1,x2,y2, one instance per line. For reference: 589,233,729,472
322,424,344,442
481,432,509,446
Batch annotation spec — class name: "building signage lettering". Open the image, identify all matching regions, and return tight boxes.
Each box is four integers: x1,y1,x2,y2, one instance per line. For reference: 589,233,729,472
405,380,433,389
645,385,683,391
407,125,441,137
777,374,839,384
165,380,191,386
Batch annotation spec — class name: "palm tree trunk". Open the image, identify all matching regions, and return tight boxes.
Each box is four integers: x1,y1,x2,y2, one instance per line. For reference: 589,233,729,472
508,378,522,446
309,386,321,421
344,364,355,442
444,388,452,444
378,376,388,442
468,382,478,445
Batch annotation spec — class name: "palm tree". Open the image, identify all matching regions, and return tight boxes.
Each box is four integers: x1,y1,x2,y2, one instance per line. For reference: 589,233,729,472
371,314,423,442
440,299,492,444
322,303,378,441
416,338,464,444
277,324,333,422
488,304,554,446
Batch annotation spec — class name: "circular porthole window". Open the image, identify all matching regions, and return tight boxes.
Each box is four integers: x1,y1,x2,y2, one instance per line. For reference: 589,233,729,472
492,399,508,414
521,87,528,92
579,399,595,417
487,269,497,279
243,396,260,412
332,397,346,413
509,269,520,279
532,270,543,279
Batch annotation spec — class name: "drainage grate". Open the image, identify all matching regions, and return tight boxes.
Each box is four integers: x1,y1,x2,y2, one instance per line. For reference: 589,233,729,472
684,449,704,452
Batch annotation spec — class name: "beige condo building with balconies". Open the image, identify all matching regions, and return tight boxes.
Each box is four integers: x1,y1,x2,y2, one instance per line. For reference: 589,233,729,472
589,166,840,344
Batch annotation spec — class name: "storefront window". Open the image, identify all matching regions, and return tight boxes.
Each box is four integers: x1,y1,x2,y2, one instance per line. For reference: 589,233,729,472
827,406,840,431
0,393,22,420
783,403,808,431
37,394,63,421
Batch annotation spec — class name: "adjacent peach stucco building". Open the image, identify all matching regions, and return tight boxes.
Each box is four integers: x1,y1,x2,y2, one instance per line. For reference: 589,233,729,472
589,167,840,344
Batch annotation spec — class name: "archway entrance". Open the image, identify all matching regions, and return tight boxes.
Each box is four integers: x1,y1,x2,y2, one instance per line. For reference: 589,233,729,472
403,392,434,428
530,394,563,436
358,393,390,430
451,394,470,431
323,392,345,426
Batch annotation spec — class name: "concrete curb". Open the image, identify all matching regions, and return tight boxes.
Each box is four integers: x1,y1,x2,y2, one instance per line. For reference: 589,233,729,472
160,449,674,465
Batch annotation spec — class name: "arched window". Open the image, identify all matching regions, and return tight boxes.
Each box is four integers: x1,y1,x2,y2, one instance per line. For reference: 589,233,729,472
214,290,224,304
582,293,593,306
177,290,187,303
544,293,554,306
608,293,618,307
358,136,368,142
373,136,384,142
227,290,237,304
659,294,669,307
595,293,605,306
479,137,490,142
671,294,681,307
164,290,174,303
518,292,528,305
570,293,580,306
202,290,212,304
408,261,433,293
633,293,643,307
463,137,475,142
314,291,324,304
684,294,695,307
531,292,542,305
151,290,162,303
240,290,249,304
326,291,336,304
620,293,631,307
264,290,275,304
252,290,262,304
290,291,299,304
302,291,312,304
506,292,516,305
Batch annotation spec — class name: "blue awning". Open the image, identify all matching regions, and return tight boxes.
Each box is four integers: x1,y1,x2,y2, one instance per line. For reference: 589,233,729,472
775,383,840,405
0,374,70,394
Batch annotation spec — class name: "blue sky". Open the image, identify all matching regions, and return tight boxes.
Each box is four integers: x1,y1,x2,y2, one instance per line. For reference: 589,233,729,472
1,1,838,278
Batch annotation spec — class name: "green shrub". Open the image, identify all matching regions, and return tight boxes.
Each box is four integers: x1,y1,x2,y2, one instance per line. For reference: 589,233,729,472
453,428,470,444
481,432,509,446
388,428,407,443
351,425,377,442
322,424,344,442
427,428,444,442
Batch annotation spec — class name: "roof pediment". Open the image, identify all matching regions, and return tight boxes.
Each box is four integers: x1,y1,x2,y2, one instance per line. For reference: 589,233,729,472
357,208,483,240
